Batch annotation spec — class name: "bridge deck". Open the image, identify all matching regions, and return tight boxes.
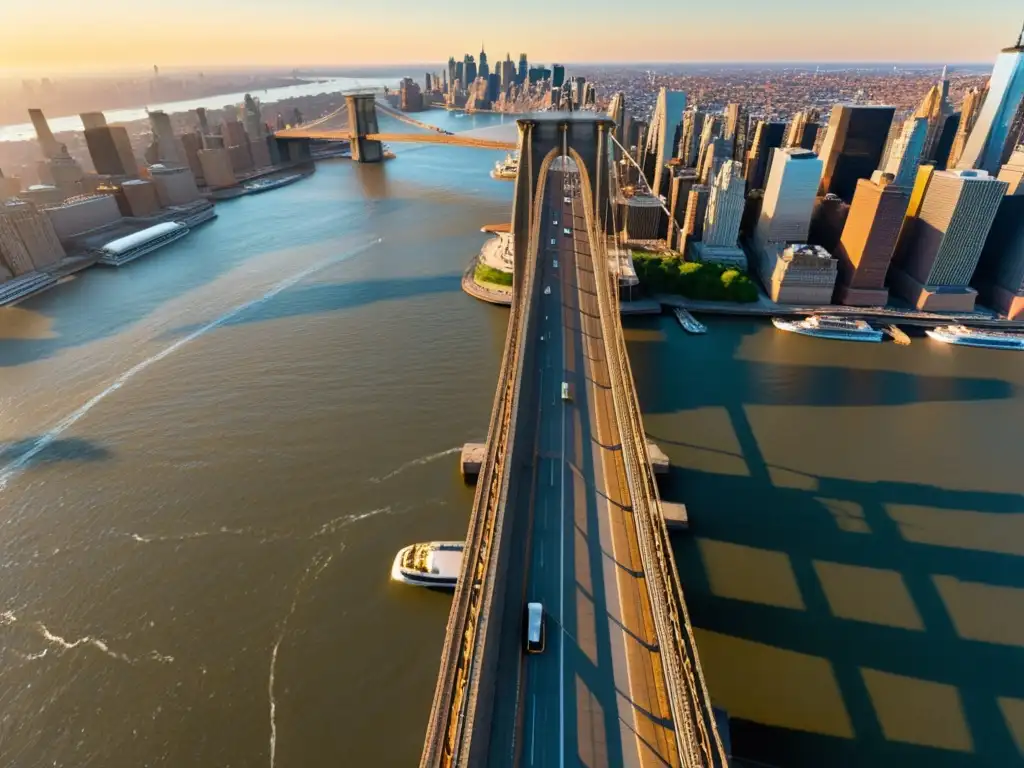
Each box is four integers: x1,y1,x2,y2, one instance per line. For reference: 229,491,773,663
485,170,678,767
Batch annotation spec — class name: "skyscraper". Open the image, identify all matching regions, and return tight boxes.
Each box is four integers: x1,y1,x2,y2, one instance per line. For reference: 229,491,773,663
744,120,786,190
882,116,928,187
80,112,107,130
667,168,699,249
148,111,185,166
28,109,62,160
722,103,747,160
914,66,955,163
756,147,823,246
974,193,1024,318
678,109,705,167
892,169,1008,310
817,104,895,202
947,86,985,169
518,54,528,85
832,174,910,305
552,64,565,89
642,88,687,198
681,184,710,248
997,144,1024,194
463,54,477,85
501,54,515,93
693,160,747,267
84,126,137,177
447,57,457,87
479,46,489,80
956,34,1024,173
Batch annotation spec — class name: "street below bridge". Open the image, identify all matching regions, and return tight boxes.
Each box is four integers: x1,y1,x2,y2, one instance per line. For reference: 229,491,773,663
485,167,679,768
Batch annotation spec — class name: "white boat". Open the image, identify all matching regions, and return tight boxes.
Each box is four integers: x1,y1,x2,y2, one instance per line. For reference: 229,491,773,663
491,153,519,180
390,541,464,588
97,221,190,266
672,307,706,334
772,315,883,342
925,324,1024,350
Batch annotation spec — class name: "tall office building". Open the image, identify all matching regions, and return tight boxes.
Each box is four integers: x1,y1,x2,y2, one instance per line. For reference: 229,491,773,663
463,55,477,86
28,109,61,160
818,104,895,202
956,34,1024,172
756,147,823,246
832,174,910,305
455,61,464,87
0,201,64,272
998,144,1024,194
148,110,186,166
914,66,955,163
667,168,699,249
723,103,745,157
744,120,786,190
518,54,528,85
947,86,985,169
693,160,747,266
883,116,928,187
678,109,705,167
243,93,264,141
762,244,838,304
84,126,137,177
552,64,565,89
500,54,515,92
974,193,1024,318
642,88,687,198
680,184,709,249
80,112,107,130
698,137,730,185
695,116,720,174
891,169,1008,310
479,46,489,81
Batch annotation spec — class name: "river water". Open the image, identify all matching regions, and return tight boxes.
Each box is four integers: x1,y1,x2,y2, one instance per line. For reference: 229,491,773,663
1,108,1022,767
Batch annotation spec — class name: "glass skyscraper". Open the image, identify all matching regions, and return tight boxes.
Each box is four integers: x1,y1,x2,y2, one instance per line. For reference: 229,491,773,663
818,105,895,203
956,40,1024,173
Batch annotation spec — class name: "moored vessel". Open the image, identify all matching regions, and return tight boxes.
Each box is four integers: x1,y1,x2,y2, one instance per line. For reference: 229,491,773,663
491,152,519,180
242,173,305,195
772,315,882,342
925,324,1024,350
390,541,464,588
672,307,706,334
97,221,190,266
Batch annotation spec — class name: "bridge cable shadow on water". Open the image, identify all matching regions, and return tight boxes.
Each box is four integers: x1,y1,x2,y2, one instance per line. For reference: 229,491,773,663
624,316,1024,768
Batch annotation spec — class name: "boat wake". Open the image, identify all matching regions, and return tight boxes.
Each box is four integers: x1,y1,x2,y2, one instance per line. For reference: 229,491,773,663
0,238,383,493
268,550,334,768
0,610,174,665
309,505,393,538
368,446,461,484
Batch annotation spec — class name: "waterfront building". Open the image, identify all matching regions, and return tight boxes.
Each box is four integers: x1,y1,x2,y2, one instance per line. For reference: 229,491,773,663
400,78,424,111
243,93,264,141
693,160,746,267
85,125,138,177
0,172,22,202
956,34,1024,172
883,116,928,188
180,131,205,183
818,104,895,202
149,165,201,207
832,174,910,305
760,243,838,304
678,109,705,167
118,179,161,217
914,66,955,164
45,194,121,239
198,149,236,189
744,120,786,190
643,88,687,198
148,110,186,166
23,184,64,207
28,109,61,160
997,145,1024,194
623,194,663,241
48,154,86,200
756,147,823,246
250,139,271,170
892,169,1008,311
0,200,65,272
486,74,501,104
974,194,1024,318
479,46,489,81
809,193,850,255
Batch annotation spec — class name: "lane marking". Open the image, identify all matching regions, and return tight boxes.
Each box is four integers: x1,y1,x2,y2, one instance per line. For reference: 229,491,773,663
530,696,537,765
559,257,567,768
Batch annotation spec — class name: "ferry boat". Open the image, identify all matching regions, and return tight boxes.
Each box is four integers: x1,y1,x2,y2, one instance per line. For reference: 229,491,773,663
97,221,190,266
491,153,519,181
242,173,305,195
925,324,1024,350
672,307,706,334
390,541,464,589
772,315,883,342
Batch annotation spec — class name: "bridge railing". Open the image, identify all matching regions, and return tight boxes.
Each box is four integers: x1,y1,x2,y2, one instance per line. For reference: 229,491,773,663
583,166,728,766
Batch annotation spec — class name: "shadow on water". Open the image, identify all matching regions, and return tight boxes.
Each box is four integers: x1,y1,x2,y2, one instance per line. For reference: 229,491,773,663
626,315,1024,768
0,437,111,466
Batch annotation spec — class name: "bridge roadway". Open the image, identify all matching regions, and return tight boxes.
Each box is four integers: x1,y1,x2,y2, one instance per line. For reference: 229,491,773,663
483,168,678,767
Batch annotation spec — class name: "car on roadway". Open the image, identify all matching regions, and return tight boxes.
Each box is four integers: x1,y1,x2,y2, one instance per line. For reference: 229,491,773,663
550,238,556,246
553,259,558,268
544,285,551,295
561,381,571,401
525,602,545,653
563,228,572,236
564,196,571,204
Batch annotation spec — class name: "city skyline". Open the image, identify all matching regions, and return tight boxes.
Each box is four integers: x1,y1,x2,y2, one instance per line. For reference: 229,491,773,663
0,1,1020,74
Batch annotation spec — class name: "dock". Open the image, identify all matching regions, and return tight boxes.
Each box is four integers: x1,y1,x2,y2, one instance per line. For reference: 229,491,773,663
462,440,669,482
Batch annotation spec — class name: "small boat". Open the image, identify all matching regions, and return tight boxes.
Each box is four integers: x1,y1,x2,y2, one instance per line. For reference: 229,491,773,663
772,315,882,342
242,173,304,194
672,307,706,334
925,324,1024,350
883,324,911,345
390,541,464,588
491,152,519,181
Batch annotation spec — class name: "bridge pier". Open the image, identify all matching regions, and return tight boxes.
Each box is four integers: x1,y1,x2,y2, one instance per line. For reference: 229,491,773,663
345,93,383,163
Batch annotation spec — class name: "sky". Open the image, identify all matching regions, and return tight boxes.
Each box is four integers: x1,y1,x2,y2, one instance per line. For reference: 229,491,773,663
0,0,1020,75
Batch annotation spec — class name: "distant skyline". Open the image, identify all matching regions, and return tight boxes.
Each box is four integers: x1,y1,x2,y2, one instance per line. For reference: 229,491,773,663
0,0,1019,75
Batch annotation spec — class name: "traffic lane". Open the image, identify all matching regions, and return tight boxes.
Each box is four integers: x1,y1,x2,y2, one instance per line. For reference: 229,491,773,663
569,199,679,766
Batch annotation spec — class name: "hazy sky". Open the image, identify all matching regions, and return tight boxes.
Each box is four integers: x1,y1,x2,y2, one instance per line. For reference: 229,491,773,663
1,0,1020,74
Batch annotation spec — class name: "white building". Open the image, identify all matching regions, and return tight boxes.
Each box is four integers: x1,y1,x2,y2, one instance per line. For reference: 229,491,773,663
756,147,823,246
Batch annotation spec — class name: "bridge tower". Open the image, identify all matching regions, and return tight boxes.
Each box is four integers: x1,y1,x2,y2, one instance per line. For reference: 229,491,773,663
345,93,383,163
511,115,614,303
